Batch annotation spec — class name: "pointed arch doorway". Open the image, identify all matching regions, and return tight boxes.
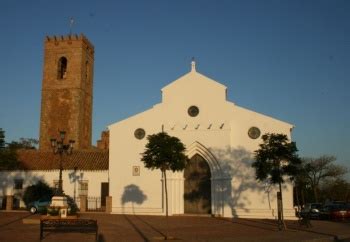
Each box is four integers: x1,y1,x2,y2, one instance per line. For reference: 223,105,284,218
184,154,212,214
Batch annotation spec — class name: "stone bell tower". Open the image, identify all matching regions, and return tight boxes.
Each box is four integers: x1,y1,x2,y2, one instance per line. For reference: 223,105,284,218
39,34,94,150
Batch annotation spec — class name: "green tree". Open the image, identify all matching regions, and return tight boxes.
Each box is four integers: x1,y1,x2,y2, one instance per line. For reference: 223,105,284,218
23,181,54,207
141,132,189,239
0,128,5,149
293,163,310,207
0,133,38,170
0,129,19,170
0,149,18,170
7,138,38,150
252,133,300,230
302,155,348,202
320,178,350,202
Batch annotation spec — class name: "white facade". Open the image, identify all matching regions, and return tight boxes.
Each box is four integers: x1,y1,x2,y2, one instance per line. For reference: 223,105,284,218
0,169,109,208
109,62,296,219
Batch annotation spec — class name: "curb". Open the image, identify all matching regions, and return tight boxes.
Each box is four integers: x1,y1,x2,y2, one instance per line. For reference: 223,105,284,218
23,218,40,224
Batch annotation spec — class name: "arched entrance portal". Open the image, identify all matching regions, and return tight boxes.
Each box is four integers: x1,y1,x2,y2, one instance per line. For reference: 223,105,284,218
184,154,211,214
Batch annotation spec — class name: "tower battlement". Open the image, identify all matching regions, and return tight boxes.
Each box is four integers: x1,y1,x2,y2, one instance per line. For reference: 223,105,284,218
45,34,94,53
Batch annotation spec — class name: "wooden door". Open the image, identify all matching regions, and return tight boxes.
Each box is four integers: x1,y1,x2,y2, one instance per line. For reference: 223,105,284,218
184,154,211,214
101,182,109,206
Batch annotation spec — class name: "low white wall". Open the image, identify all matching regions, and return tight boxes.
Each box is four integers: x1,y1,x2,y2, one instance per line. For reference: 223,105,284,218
0,170,109,207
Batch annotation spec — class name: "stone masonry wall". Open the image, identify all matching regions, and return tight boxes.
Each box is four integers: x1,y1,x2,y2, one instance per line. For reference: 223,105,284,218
39,34,94,150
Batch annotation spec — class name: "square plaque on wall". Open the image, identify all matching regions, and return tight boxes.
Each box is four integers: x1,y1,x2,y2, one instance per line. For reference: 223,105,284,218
132,166,140,176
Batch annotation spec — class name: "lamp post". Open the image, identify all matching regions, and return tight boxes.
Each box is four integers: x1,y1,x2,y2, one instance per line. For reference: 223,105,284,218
73,166,77,202
50,131,75,196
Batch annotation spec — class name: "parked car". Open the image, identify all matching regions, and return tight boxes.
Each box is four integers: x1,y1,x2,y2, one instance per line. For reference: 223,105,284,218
346,203,350,219
27,196,78,215
319,204,349,220
27,197,51,214
300,203,322,219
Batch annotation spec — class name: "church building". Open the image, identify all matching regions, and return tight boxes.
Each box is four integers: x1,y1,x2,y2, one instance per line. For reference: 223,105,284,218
1,33,296,219
109,61,295,219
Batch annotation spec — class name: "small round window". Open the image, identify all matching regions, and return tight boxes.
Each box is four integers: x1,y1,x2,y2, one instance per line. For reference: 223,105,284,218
188,106,199,117
248,127,261,139
134,128,146,140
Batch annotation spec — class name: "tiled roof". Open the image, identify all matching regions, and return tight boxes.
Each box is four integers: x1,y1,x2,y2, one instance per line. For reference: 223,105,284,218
12,149,109,171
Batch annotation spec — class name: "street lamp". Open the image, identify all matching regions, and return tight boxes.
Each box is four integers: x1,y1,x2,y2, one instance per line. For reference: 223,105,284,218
73,166,77,202
50,131,75,196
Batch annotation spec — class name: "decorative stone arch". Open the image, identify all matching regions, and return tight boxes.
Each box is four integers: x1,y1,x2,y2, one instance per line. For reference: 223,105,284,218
186,141,223,179
185,141,228,216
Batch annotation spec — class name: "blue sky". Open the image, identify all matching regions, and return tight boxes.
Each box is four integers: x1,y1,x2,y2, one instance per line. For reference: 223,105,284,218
0,0,349,172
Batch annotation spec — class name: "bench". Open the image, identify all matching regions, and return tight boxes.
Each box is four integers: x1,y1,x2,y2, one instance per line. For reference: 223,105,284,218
40,219,98,241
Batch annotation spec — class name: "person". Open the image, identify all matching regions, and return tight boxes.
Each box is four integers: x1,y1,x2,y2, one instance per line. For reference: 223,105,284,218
299,209,312,228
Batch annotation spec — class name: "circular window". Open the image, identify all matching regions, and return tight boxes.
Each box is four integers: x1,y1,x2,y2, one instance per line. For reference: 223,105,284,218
134,128,146,140
188,106,199,117
248,127,261,139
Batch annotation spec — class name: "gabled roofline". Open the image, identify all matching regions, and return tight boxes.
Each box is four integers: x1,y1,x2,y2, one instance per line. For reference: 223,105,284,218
161,69,227,92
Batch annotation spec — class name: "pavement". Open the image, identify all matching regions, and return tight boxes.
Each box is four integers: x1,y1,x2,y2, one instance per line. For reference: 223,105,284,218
0,211,350,242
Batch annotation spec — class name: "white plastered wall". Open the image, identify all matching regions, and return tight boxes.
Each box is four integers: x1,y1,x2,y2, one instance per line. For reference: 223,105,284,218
109,66,296,219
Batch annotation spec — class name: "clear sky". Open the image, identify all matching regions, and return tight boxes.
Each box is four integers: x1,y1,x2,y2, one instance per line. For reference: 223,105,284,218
0,1,349,172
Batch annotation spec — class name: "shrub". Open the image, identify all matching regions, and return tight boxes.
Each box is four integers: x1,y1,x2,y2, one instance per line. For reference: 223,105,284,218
40,206,48,215
66,195,79,215
23,181,54,207
47,207,59,216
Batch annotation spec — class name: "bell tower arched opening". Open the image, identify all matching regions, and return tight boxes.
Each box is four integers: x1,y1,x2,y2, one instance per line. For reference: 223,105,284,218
57,56,67,79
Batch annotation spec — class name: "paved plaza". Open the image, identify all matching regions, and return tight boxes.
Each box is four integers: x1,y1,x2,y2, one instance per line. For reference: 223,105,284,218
0,211,350,242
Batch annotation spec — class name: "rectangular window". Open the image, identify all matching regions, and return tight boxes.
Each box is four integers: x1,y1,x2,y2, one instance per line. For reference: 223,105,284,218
14,179,23,190
78,181,88,196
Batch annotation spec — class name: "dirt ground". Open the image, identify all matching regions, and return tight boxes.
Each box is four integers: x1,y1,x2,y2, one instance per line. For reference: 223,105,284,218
0,211,350,242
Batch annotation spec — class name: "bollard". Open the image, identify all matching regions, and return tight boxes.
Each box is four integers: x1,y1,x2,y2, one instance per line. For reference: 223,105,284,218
106,196,112,213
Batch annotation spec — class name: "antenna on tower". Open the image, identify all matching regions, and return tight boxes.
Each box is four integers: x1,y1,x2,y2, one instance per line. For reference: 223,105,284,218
69,17,75,35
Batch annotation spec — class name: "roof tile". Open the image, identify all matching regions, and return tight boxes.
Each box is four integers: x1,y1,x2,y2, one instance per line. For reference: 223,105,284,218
13,149,109,171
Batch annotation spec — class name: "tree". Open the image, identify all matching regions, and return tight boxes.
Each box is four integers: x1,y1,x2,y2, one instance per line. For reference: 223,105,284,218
320,178,350,202
293,163,310,207
7,138,38,150
252,133,300,230
141,132,189,239
23,181,54,207
0,133,38,170
0,129,19,170
0,128,5,149
0,149,19,170
302,155,348,202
